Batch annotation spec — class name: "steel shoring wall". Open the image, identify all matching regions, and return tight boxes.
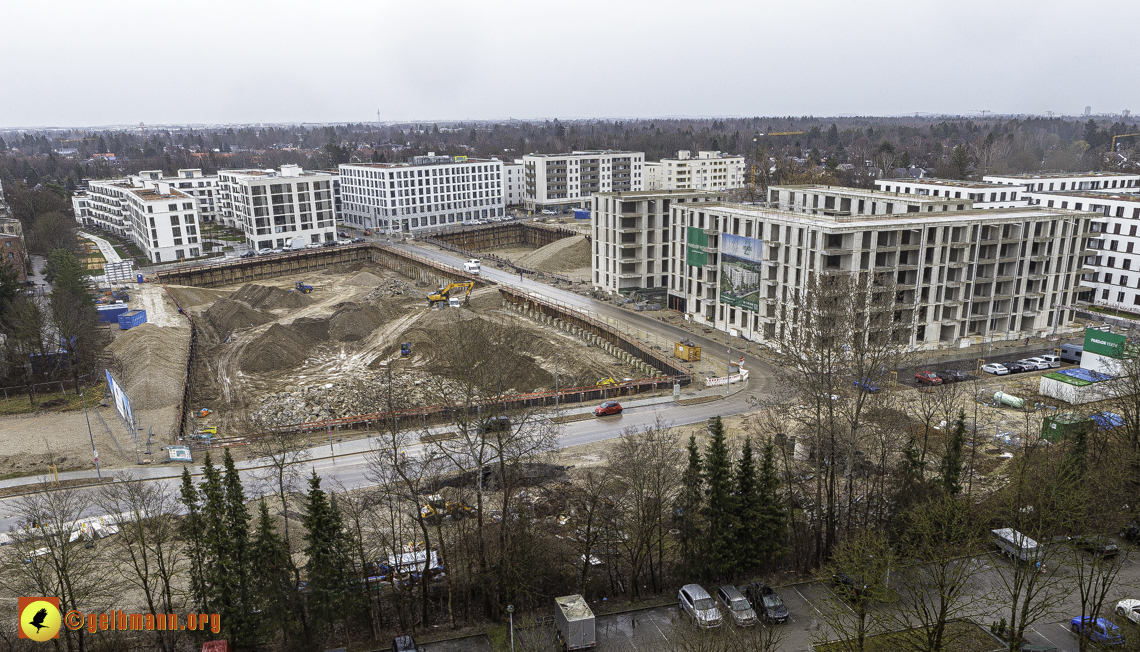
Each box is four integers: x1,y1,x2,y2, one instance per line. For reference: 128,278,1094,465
430,222,579,252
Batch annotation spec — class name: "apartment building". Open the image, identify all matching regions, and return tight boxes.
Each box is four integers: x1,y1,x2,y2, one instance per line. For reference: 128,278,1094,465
652,150,745,191
874,178,1029,209
72,173,204,263
504,160,525,207
984,171,1140,192
662,185,1094,350
338,154,505,232
590,190,726,294
162,169,222,225
218,165,338,250
644,162,663,190
0,217,27,282
522,150,644,213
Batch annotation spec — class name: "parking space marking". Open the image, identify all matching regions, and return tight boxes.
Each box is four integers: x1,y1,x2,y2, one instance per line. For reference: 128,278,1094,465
793,586,824,619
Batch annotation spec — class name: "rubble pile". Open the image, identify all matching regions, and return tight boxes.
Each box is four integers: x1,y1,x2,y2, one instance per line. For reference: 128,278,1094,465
363,277,411,301
251,371,471,425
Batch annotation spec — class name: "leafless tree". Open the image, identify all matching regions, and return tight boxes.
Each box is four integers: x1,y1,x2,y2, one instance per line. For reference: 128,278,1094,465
810,529,895,652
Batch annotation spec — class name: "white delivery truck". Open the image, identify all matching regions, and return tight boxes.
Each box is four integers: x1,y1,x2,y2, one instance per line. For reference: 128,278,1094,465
463,259,481,275
555,595,595,650
289,236,306,251
991,528,1042,568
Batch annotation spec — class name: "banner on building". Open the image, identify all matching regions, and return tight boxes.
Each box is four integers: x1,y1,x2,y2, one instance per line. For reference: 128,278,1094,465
104,370,134,429
719,234,764,312
1083,328,1127,358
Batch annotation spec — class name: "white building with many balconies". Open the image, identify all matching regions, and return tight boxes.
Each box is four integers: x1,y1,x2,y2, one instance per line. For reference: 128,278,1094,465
874,178,1029,209
218,165,338,250
652,150,745,192
523,150,643,213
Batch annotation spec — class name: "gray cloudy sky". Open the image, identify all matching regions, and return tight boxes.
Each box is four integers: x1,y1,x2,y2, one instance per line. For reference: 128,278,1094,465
4,0,1138,128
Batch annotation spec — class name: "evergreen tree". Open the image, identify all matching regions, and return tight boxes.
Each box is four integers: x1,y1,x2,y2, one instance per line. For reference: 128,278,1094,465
677,434,704,574
733,437,764,570
940,411,966,496
950,144,970,179
302,472,359,641
221,450,255,647
702,417,736,579
251,499,304,644
756,442,787,565
43,250,90,298
179,466,209,613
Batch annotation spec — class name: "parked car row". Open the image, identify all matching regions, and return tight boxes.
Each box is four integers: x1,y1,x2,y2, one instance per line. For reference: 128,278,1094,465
678,582,789,629
914,369,970,386
981,355,1061,376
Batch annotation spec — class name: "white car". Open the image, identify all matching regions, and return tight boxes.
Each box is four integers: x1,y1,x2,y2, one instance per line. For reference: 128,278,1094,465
678,584,722,628
1017,358,1051,371
1117,599,1140,624
1039,354,1061,368
982,363,1010,376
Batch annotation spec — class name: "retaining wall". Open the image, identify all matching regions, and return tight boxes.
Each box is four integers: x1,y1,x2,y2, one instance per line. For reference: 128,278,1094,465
430,222,579,252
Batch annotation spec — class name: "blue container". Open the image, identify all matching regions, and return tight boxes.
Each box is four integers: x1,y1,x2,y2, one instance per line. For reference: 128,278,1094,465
118,309,148,330
97,305,130,323
137,274,144,283
574,209,591,220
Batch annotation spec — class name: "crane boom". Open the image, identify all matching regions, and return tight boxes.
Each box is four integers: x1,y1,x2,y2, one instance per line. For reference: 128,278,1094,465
1110,133,1140,152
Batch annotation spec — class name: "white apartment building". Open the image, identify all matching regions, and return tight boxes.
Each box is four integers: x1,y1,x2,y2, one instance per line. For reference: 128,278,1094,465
874,178,1029,209
338,154,505,232
591,190,725,293
162,169,222,225
504,160,525,207
522,150,644,213
73,168,219,238
984,171,1140,193
218,165,338,250
644,162,663,191
657,185,1094,350
653,150,745,191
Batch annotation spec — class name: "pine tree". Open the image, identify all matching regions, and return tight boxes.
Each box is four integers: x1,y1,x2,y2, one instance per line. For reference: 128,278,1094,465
940,411,966,496
677,434,704,574
756,442,787,565
179,466,209,613
302,472,359,640
950,144,970,179
251,499,303,644
702,417,737,579
221,450,254,647
733,437,764,570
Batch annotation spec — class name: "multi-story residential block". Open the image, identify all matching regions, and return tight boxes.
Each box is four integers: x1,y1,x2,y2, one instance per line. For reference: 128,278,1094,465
643,162,663,191
218,165,338,250
504,160,525,207
653,150,745,191
984,171,1140,192
0,217,28,282
591,190,725,294
522,150,644,213
656,184,1093,350
162,169,222,225
874,178,1029,209
338,155,505,232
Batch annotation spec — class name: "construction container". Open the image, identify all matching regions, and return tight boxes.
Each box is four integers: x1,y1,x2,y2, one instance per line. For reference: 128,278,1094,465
118,309,148,330
674,341,701,361
1041,414,1091,443
554,595,595,650
573,209,591,220
97,304,130,323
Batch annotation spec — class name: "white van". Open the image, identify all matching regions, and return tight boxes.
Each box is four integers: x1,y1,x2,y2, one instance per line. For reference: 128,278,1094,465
463,259,481,275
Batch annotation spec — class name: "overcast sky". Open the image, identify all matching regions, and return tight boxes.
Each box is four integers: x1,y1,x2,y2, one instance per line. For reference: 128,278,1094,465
4,0,1138,128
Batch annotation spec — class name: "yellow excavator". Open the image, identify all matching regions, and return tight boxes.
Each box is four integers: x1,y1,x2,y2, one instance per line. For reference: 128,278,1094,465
420,495,475,524
596,377,618,386
426,281,474,307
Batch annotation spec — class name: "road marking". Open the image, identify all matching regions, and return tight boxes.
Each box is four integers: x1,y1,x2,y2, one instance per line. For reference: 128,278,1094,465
793,586,824,618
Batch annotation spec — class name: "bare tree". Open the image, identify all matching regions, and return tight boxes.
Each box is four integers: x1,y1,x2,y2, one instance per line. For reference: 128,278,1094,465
811,529,895,652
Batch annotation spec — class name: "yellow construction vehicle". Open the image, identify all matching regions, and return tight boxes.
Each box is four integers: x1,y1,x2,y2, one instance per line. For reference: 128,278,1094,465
596,377,618,386
426,281,474,307
420,495,475,524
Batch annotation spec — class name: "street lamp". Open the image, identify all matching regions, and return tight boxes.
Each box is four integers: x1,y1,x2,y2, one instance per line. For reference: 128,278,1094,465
554,353,563,415
80,389,101,480
323,383,335,460
507,604,515,652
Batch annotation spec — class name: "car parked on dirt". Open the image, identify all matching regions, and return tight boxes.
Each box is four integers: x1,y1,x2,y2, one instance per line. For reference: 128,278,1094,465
982,363,1010,375
594,401,623,417
1040,354,1061,367
1001,361,1029,374
744,582,789,624
1070,616,1124,645
715,585,757,627
937,369,968,383
915,371,943,386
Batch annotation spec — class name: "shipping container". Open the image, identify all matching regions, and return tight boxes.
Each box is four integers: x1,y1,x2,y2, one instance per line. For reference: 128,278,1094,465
1041,414,1091,443
118,310,148,330
555,595,595,650
97,305,130,323
674,341,701,361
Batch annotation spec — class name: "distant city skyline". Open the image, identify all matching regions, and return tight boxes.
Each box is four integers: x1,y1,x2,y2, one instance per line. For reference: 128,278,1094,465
4,0,1138,129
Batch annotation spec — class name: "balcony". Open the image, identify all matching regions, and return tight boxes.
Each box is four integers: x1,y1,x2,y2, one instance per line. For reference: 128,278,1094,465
948,260,970,269
1022,309,1039,317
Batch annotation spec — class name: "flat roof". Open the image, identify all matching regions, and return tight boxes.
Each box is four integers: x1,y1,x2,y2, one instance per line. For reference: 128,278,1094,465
342,158,500,169
133,187,190,201
877,178,1010,189
684,201,1096,229
985,171,1140,179
599,189,724,198
773,184,960,203
525,150,640,158
1031,190,1140,202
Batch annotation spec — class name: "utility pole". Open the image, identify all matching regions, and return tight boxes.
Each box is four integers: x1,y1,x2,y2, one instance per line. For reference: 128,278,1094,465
324,383,335,460
726,345,732,396
554,353,562,415
81,389,101,480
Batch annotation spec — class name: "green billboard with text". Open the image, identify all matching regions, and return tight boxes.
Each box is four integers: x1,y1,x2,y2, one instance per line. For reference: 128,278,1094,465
1083,328,1127,358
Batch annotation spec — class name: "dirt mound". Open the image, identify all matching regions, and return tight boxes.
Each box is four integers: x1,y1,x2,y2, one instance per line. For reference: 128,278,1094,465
289,316,330,344
240,324,311,374
231,283,314,310
517,236,591,272
107,323,191,410
328,303,387,342
167,286,231,308
202,298,272,339
346,271,383,286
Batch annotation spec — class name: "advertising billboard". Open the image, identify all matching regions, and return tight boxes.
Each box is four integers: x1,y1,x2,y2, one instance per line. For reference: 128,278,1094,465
719,234,764,312
104,370,134,428
1083,328,1127,358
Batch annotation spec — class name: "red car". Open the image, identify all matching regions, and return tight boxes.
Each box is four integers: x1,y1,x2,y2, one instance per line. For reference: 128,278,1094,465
594,401,623,416
915,371,943,386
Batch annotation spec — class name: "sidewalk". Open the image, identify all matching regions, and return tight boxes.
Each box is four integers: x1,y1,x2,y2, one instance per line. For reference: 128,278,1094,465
78,231,123,263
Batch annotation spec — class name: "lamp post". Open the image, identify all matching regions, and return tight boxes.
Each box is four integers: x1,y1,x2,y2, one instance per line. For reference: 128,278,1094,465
554,353,562,415
507,604,515,652
80,389,101,480
323,383,335,460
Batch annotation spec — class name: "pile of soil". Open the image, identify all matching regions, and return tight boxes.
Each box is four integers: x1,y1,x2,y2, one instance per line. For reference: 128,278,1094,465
167,286,231,308
346,271,383,286
328,303,387,342
289,316,330,343
231,283,314,310
201,298,272,341
106,323,191,410
240,324,312,374
517,236,591,272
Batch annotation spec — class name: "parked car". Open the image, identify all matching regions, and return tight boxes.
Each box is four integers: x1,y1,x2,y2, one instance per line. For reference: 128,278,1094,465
321,240,339,247
1001,361,1029,374
1115,599,1140,625
478,416,511,433
939,369,969,382
257,248,274,255
831,573,868,600
1060,343,1084,364
1121,522,1140,543
853,378,881,393
744,582,789,624
239,251,256,258
1070,616,1125,645
391,635,419,652
915,371,943,386
351,237,366,243
678,584,722,628
981,363,1010,376
1039,354,1062,368
715,585,757,627
1070,535,1119,557
1018,358,1051,371
594,401,623,417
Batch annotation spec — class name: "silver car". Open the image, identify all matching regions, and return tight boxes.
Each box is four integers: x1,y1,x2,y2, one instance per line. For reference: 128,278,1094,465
716,585,757,627
678,584,722,628
1017,358,1050,371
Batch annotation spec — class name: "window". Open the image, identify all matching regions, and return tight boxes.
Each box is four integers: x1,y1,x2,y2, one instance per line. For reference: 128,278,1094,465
170,215,180,225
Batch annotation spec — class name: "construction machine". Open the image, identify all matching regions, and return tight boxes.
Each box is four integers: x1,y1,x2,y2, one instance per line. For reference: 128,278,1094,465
420,494,476,524
596,377,618,386
295,281,314,294
426,281,474,307
400,342,412,356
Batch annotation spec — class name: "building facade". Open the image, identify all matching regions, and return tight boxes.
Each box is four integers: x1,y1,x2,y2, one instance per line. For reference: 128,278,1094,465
655,185,1093,350
338,155,505,232
984,172,1140,192
0,217,27,282
218,165,338,251
162,169,222,225
504,160,525,207
874,178,1029,209
591,190,725,294
652,150,745,191
522,150,644,213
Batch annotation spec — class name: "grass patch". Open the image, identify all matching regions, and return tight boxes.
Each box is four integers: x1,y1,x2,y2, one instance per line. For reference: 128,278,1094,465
0,381,105,416
1084,304,1140,321
815,620,1000,652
